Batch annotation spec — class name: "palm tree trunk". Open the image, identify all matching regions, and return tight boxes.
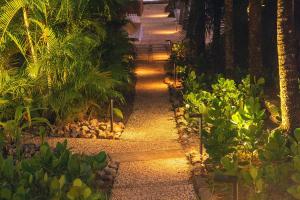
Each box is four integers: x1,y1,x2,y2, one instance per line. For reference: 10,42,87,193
249,0,263,80
224,0,234,71
187,0,196,39
187,0,205,57
212,0,222,72
22,7,37,63
277,0,299,133
194,0,205,56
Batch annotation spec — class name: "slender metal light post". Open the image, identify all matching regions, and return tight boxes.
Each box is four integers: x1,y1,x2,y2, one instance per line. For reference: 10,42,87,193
166,40,172,53
198,114,203,159
173,61,177,87
110,99,114,132
166,39,176,86
190,113,203,166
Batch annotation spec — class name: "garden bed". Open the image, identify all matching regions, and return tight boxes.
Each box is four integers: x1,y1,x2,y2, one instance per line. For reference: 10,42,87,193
0,141,119,199
50,119,125,140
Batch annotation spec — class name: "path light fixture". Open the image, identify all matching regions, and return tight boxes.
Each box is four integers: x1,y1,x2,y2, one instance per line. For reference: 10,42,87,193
174,8,181,31
110,99,114,132
173,60,177,87
189,113,203,172
165,39,172,53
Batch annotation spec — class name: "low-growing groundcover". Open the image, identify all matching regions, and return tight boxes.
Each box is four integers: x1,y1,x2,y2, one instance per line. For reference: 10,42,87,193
0,141,109,200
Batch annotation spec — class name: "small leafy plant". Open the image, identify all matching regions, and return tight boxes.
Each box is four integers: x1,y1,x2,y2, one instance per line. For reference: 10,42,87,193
0,141,108,200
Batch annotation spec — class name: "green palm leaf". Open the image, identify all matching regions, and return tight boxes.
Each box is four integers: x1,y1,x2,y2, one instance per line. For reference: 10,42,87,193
0,0,25,43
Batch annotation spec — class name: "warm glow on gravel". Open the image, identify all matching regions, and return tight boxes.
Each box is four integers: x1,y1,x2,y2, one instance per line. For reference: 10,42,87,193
152,52,169,60
152,30,179,35
136,82,166,91
146,13,168,18
135,68,162,76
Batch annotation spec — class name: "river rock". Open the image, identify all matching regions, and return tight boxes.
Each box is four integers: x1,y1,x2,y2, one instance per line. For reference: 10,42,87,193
70,130,80,138
90,119,99,127
96,180,106,187
113,124,123,133
114,132,122,139
81,125,89,131
99,123,107,131
83,133,92,138
101,174,113,182
98,130,106,139
175,107,185,117
104,167,117,177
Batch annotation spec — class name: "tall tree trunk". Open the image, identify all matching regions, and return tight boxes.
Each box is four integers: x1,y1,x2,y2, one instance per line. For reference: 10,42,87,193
249,0,263,80
277,0,299,133
186,0,197,39
194,0,205,56
212,0,222,72
187,0,205,57
224,0,234,71
179,0,186,25
22,7,37,63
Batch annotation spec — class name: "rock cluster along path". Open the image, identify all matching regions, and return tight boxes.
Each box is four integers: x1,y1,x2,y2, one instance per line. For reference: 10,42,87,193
39,3,197,200
111,4,197,200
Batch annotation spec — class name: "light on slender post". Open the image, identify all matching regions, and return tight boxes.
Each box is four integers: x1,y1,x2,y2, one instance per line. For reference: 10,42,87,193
173,61,177,87
110,99,114,132
166,39,172,53
190,113,203,173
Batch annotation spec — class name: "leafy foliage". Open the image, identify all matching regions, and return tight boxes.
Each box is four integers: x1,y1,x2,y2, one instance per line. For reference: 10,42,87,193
0,0,134,125
0,141,108,200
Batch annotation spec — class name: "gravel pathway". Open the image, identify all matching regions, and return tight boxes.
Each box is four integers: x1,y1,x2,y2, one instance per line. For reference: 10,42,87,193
111,4,197,200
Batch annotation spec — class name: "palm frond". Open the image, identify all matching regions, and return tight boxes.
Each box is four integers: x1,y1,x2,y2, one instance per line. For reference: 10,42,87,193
0,0,25,43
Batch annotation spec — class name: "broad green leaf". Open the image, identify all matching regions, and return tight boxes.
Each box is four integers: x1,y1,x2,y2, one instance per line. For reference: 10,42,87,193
83,187,92,198
59,175,65,189
67,187,78,200
73,178,82,187
94,151,107,163
295,128,300,142
113,108,123,119
44,172,48,182
0,98,9,105
249,166,258,180
294,156,300,171
50,178,60,191
288,186,300,199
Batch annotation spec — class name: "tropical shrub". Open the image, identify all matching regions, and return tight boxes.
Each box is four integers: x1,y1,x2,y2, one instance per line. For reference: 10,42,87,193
180,71,300,198
0,141,108,200
0,0,135,125
183,74,265,163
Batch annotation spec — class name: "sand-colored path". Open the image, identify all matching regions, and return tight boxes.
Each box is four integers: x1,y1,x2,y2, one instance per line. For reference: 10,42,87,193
111,4,196,200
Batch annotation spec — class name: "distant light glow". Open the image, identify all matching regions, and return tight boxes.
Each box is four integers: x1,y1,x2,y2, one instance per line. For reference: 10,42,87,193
136,82,166,91
152,52,169,60
152,30,179,35
136,68,162,76
146,13,169,18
